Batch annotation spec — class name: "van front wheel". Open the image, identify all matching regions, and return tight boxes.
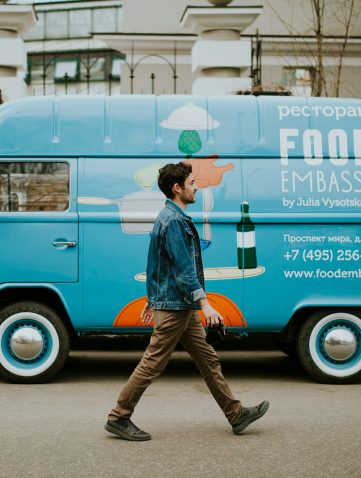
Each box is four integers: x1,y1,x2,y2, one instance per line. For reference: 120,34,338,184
297,312,361,384
0,302,70,383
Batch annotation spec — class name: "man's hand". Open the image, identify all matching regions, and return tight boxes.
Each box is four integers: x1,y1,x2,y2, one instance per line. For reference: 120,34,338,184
198,298,224,328
141,302,154,326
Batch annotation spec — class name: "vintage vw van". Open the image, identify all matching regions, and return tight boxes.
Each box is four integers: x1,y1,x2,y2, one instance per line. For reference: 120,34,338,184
0,94,360,384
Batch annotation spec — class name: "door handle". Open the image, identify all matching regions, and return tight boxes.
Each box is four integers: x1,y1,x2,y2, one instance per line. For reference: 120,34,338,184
52,241,77,248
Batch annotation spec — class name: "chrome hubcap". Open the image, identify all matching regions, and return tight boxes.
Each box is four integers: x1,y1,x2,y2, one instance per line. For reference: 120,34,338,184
324,328,357,361
10,327,44,360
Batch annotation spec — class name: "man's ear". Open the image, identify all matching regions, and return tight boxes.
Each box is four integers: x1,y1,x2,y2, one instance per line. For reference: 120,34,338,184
172,183,182,196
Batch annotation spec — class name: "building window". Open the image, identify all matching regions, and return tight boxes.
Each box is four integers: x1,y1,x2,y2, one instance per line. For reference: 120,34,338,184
80,57,105,81
27,52,125,91
69,9,92,37
93,8,118,33
0,162,70,212
282,68,313,96
282,68,313,87
111,58,122,79
46,11,68,39
24,6,122,41
54,59,79,82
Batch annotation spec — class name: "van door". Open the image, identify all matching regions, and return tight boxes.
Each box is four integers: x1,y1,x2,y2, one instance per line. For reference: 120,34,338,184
78,156,244,330
0,159,78,283
78,157,163,328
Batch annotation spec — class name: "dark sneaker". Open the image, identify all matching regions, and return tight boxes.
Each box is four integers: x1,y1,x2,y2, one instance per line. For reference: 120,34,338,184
232,400,269,435
104,419,151,441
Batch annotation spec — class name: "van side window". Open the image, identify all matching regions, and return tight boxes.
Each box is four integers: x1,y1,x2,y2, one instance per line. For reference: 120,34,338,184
0,162,69,212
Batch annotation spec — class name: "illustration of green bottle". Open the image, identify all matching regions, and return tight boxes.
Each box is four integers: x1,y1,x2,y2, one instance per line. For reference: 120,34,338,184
237,201,257,269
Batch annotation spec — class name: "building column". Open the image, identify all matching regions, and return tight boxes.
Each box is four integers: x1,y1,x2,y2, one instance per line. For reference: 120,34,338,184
180,0,263,95
0,2,37,102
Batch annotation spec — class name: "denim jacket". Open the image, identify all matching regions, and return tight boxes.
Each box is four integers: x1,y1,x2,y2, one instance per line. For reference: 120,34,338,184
146,199,206,310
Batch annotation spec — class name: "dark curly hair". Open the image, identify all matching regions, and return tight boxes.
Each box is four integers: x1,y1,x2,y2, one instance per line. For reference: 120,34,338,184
158,162,192,199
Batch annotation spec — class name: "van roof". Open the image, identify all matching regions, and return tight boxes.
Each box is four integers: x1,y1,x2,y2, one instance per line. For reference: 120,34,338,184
0,95,360,157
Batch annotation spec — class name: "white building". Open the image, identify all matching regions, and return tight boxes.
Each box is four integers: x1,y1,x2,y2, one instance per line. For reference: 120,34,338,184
1,0,361,101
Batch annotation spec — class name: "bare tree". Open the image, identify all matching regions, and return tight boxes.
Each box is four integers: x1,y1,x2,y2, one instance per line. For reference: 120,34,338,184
310,0,326,96
332,0,357,96
267,0,361,97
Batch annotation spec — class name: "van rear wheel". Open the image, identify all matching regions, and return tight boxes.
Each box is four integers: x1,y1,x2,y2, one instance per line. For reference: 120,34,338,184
297,311,361,384
0,302,70,383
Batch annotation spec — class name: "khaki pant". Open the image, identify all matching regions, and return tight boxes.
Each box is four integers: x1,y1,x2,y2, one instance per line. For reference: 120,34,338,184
108,310,242,425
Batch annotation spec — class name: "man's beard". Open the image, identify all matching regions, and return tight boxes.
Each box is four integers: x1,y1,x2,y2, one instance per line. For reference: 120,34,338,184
183,194,196,204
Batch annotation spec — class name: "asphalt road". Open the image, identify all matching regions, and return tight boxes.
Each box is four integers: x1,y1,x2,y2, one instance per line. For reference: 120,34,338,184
0,345,360,478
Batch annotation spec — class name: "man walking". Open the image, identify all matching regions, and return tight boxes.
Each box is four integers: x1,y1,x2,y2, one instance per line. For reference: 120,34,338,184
105,162,269,441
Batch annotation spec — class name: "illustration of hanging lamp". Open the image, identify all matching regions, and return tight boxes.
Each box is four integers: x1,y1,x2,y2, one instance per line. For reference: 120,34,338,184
160,102,220,157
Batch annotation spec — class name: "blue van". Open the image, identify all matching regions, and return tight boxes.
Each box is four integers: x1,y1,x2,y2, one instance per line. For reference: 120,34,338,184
0,95,360,384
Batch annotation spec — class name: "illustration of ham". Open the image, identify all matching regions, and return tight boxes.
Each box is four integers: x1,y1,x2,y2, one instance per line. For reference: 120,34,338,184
186,155,234,188
186,155,234,249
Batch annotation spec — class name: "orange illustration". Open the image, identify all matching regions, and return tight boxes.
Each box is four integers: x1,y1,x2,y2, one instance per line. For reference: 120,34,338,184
113,293,246,328
199,293,247,327
185,155,234,188
113,297,148,327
